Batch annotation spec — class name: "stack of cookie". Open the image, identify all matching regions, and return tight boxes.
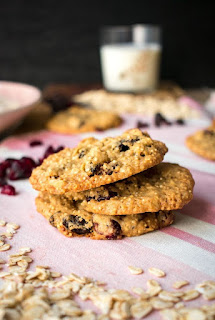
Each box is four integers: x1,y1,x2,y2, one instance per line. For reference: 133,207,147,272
30,129,194,240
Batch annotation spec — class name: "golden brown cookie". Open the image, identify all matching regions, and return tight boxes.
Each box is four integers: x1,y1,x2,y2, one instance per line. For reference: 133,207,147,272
46,106,123,134
186,125,215,161
73,89,200,119
36,192,174,240
65,163,194,215
30,129,168,193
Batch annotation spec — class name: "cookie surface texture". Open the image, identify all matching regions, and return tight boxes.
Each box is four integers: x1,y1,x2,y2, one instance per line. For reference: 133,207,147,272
30,129,168,193
47,106,122,134
186,125,215,161
66,163,194,215
36,193,174,240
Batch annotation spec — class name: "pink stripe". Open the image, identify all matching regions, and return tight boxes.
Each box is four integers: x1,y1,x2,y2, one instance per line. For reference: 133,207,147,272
179,96,203,110
181,200,215,225
162,227,215,254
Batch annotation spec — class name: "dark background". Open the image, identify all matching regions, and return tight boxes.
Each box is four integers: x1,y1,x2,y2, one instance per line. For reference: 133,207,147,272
0,0,215,89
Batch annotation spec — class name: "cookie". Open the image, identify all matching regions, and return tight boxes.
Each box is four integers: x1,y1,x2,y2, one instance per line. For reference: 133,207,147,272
73,89,200,119
186,125,215,161
30,129,168,193
65,163,194,215
46,106,123,134
36,192,174,240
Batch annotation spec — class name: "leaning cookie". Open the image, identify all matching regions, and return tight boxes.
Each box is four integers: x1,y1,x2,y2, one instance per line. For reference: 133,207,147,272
36,193,174,240
186,126,215,161
30,129,168,193
65,163,194,215
46,106,123,134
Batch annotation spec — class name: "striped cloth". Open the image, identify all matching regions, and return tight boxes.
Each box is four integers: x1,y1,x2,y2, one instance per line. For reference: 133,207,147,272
0,114,214,317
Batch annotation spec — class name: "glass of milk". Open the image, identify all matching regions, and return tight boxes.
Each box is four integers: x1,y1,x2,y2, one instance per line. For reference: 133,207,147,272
100,24,161,93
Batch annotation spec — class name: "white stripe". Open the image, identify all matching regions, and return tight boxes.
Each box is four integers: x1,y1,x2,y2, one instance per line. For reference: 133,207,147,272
0,147,25,158
133,232,215,277
174,212,215,244
166,142,195,156
165,153,215,175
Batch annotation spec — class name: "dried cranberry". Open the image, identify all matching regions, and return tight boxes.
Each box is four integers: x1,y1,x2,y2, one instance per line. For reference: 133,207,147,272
136,120,149,129
106,220,121,240
39,145,64,164
1,185,16,196
175,119,185,125
0,178,7,187
29,140,43,147
7,157,36,180
0,159,14,178
55,146,64,153
154,113,172,127
43,146,55,159
44,145,64,159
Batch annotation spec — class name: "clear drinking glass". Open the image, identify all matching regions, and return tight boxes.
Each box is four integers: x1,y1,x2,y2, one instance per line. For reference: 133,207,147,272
100,24,162,93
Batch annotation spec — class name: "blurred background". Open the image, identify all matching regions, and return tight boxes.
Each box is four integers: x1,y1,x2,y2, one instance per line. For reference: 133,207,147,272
0,0,214,89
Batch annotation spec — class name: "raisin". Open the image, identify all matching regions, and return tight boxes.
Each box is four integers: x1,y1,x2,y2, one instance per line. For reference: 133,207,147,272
130,138,140,143
124,180,132,185
51,175,59,179
105,169,113,175
49,215,56,227
86,196,95,202
71,228,91,234
89,164,103,176
62,218,69,229
69,215,87,226
96,191,118,202
78,150,85,158
108,190,118,198
204,130,214,136
118,143,129,152
29,140,43,147
78,120,86,128
97,196,109,201
136,121,149,129
121,138,140,145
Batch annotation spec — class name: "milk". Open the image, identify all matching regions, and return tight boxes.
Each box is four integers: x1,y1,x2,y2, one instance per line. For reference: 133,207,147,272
100,43,161,93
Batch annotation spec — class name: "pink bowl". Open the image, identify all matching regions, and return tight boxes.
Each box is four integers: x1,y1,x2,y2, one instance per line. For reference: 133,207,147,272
0,81,41,134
